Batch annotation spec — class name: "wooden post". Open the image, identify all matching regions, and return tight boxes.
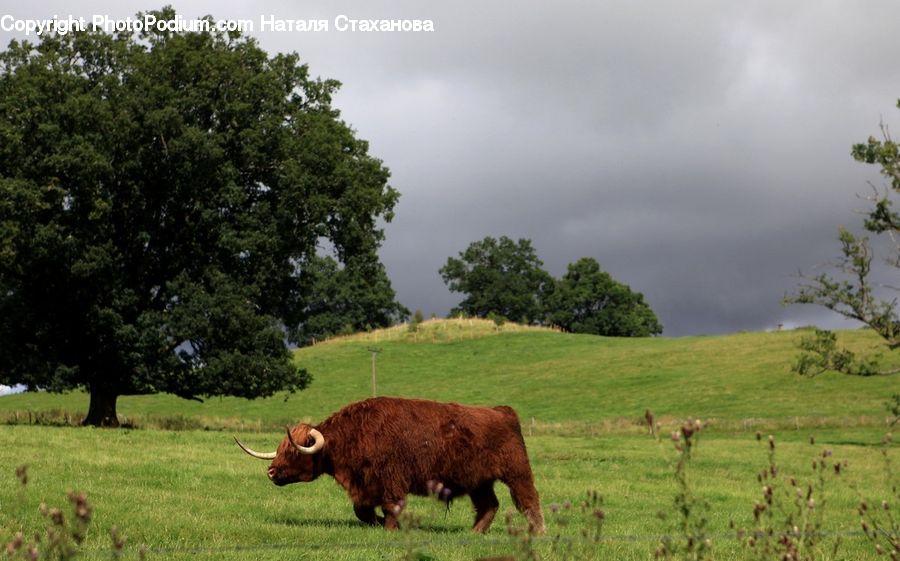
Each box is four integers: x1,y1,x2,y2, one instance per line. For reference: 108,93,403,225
371,352,377,397
368,347,382,397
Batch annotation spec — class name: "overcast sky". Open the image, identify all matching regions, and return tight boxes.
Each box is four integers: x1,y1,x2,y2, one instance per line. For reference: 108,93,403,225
4,1,900,336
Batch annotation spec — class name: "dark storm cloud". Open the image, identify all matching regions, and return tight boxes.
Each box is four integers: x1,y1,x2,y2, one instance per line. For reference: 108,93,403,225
4,1,900,334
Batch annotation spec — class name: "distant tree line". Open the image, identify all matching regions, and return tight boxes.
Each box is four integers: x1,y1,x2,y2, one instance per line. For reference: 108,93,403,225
294,255,408,346
440,236,662,337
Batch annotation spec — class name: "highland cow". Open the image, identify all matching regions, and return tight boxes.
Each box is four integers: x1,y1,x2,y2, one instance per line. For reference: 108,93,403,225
235,396,545,534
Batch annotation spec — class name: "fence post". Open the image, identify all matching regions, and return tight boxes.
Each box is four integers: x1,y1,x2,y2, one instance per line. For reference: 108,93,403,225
368,347,382,397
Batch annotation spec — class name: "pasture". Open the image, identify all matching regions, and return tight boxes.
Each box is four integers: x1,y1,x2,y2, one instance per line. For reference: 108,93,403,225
1,322,898,560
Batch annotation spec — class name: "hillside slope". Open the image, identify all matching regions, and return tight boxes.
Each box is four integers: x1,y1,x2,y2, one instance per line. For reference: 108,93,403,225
0,320,895,431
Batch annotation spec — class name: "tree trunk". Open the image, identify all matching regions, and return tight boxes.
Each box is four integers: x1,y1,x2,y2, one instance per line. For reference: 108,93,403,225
83,388,120,427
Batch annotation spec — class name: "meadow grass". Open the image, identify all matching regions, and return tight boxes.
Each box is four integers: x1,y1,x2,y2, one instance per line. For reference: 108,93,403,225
0,324,896,432
0,424,896,560
1,323,898,559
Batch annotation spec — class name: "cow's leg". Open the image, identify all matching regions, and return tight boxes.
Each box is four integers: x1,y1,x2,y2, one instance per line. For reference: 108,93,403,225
353,504,384,526
502,472,545,535
380,497,405,531
470,482,500,533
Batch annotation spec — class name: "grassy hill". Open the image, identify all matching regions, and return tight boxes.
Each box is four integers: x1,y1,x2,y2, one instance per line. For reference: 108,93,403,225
1,319,897,560
1,319,896,433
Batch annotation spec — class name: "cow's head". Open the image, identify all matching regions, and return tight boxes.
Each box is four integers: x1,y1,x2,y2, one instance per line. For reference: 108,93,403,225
234,424,326,486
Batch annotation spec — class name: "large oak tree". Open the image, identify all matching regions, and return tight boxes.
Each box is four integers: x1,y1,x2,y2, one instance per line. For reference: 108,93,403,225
0,9,401,426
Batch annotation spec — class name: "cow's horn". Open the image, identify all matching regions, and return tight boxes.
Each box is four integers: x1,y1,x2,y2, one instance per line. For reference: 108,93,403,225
233,436,277,460
286,426,325,455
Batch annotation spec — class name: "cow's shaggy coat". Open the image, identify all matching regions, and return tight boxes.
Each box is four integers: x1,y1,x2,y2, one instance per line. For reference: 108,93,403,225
261,396,545,534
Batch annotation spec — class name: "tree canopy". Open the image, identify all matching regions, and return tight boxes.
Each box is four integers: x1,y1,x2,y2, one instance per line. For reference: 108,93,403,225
0,8,402,426
786,100,900,378
440,236,661,335
546,257,662,337
439,236,553,324
292,255,409,346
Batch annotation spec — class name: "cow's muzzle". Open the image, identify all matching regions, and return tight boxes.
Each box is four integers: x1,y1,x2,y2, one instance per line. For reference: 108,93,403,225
267,467,290,486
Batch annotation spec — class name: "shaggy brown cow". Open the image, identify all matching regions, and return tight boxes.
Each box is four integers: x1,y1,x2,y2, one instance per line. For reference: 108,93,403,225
235,396,545,534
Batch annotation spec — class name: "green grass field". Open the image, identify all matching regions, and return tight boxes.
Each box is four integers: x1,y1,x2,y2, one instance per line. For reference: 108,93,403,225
1,426,895,560
2,321,897,431
1,321,897,560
